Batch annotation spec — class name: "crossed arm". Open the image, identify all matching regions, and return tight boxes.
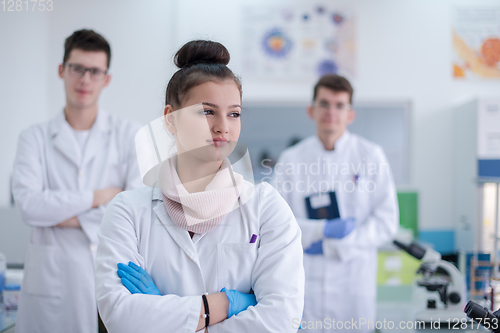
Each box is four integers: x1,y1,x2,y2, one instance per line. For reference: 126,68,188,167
55,188,122,228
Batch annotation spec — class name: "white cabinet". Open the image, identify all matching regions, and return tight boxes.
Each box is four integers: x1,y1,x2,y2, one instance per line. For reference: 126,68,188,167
453,99,500,256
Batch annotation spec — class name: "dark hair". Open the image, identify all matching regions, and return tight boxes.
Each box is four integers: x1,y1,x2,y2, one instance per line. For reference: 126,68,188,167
313,74,353,104
63,29,111,68
165,40,242,108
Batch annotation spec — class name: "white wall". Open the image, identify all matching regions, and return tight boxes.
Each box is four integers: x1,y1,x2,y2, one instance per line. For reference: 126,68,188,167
1,0,500,238
0,10,49,207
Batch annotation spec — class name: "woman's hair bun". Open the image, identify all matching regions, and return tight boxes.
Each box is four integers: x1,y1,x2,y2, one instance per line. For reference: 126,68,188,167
174,40,230,69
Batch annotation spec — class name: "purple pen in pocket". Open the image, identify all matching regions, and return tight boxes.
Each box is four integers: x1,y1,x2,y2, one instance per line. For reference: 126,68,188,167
250,234,257,244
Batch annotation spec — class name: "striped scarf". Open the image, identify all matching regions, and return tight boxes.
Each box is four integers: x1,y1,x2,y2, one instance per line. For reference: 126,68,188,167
159,158,244,234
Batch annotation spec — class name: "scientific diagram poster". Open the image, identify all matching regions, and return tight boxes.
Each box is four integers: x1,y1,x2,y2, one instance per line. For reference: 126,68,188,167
241,5,356,81
452,7,500,79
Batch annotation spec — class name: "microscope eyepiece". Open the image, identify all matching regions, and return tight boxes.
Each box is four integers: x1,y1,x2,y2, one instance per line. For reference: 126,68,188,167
393,240,426,260
465,301,494,320
464,301,500,332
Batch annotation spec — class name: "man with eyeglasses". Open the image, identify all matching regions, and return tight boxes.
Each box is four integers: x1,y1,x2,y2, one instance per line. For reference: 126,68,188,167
273,75,399,332
12,29,142,333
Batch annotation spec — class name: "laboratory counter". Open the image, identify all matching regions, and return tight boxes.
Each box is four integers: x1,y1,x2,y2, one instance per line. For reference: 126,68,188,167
377,286,489,332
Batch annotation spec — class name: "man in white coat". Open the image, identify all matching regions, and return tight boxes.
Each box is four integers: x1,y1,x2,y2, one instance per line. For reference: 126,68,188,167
12,29,142,333
272,75,399,333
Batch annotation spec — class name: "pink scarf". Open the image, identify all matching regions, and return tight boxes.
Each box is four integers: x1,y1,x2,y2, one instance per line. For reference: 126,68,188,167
159,158,244,234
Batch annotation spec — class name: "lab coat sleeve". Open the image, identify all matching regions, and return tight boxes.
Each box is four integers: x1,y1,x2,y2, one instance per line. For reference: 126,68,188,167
12,128,94,227
210,183,305,333
294,218,326,250
323,147,399,261
272,154,325,250
95,191,201,333
78,206,106,245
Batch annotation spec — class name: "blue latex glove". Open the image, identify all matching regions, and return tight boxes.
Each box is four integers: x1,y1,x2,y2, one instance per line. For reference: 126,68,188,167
324,217,356,239
117,261,161,295
304,240,323,254
221,287,257,318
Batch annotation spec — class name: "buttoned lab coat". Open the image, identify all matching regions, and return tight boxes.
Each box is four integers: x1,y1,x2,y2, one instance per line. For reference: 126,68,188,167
95,182,305,333
273,132,399,333
12,110,142,333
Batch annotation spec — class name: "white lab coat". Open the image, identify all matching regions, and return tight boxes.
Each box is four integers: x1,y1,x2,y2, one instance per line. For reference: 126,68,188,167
12,110,142,333
94,181,305,333
272,131,399,333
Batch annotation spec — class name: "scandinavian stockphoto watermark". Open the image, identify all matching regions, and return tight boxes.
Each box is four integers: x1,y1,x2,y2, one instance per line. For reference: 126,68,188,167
292,317,495,330
260,158,391,194
264,175,377,194
262,158,391,178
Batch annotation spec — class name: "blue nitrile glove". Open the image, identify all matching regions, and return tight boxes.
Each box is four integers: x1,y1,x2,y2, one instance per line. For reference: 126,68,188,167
117,261,161,295
324,217,356,239
221,287,257,318
304,240,323,254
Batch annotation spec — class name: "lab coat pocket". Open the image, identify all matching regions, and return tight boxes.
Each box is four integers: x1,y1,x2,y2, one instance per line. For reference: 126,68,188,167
24,244,62,298
217,243,258,293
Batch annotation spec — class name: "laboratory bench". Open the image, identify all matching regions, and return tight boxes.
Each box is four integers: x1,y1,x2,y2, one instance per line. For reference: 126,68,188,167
377,286,489,332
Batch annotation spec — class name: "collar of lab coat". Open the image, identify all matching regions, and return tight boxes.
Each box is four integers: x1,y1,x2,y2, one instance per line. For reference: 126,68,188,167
150,186,202,262
49,108,111,136
151,186,163,201
49,109,112,167
314,129,350,154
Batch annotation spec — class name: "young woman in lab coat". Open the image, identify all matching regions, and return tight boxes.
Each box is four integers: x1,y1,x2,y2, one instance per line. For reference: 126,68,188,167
94,40,305,333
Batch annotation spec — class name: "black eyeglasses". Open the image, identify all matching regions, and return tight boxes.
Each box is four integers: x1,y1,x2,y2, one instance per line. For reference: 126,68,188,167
313,100,351,113
63,63,108,81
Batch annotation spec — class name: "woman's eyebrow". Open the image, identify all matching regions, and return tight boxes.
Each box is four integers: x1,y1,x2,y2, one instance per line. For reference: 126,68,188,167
202,102,218,108
202,102,241,109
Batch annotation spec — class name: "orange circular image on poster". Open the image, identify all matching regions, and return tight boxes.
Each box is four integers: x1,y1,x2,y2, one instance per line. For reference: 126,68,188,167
481,38,500,67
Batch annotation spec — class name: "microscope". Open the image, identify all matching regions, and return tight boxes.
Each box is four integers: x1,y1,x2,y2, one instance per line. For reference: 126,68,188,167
393,240,467,322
